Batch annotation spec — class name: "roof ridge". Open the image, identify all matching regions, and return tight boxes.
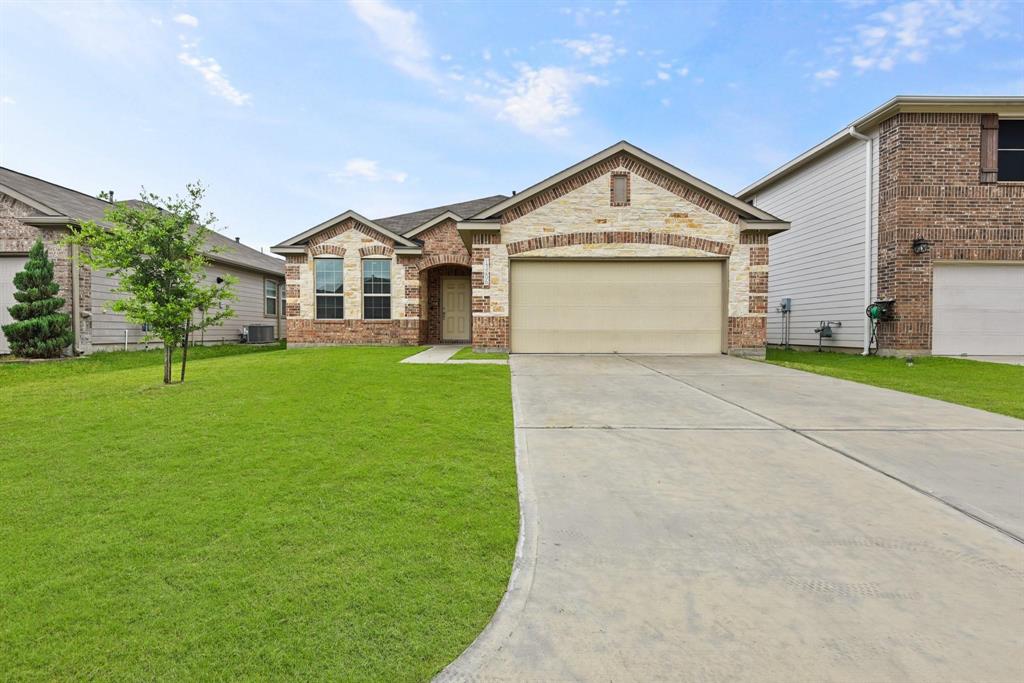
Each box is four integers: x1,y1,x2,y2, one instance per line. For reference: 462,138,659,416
372,193,508,222
0,165,117,210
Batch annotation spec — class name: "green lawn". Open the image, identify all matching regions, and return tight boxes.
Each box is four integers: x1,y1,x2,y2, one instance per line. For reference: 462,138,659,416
0,345,518,681
450,347,509,361
766,349,1024,419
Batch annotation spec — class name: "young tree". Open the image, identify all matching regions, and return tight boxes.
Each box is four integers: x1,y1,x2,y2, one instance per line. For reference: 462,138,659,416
1,239,74,358
68,183,236,383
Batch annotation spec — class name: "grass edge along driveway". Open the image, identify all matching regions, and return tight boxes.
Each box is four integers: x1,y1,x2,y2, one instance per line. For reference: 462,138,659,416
1,345,518,681
766,348,1024,420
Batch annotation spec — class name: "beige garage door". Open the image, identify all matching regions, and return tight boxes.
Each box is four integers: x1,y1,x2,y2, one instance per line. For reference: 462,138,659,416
1,255,28,355
933,263,1024,356
510,260,723,354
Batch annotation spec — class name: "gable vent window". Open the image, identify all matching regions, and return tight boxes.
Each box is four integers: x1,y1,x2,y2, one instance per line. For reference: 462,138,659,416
998,119,1024,182
611,173,630,206
315,258,344,319
362,259,391,320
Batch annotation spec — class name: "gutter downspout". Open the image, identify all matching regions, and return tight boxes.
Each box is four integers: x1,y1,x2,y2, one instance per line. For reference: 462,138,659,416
847,126,872,355
70,242,81,355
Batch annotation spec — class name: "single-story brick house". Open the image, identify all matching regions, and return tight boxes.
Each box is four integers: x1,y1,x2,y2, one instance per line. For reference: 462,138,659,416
271,141,789,355
0,167,286,355
739,95,1024,357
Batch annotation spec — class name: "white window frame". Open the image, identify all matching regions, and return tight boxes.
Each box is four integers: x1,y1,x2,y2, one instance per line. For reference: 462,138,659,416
998,118,1024,182
314,257,345,320
264,279,279,317
362,258,392,320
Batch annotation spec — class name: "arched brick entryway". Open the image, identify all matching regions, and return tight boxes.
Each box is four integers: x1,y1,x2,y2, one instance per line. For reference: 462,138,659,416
419,263,472,344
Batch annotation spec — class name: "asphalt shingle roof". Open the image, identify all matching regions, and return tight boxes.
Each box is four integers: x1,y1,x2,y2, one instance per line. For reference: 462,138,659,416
0,167,284,276
373,195,508,235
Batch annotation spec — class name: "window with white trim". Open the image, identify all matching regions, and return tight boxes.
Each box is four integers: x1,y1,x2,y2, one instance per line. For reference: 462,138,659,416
264,279,278,316
315,258,344,319
998,119,1024,181
362,259,391,320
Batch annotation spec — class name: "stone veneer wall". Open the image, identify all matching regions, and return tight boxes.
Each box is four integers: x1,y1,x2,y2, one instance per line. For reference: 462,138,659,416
876,112,1024,353
0,194,88,353
285,216,474,346
471,156,767,354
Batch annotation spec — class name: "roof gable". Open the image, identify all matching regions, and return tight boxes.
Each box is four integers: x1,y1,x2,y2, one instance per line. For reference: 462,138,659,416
469,141,782,225
0,167,284,276
272,210,419,251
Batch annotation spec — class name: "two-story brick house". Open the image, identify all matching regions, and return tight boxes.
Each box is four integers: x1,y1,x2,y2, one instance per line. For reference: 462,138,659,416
740,96,1024,357
271,141,789,355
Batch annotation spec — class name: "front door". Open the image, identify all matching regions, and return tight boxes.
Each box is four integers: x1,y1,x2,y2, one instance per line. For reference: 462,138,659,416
442,277,471,342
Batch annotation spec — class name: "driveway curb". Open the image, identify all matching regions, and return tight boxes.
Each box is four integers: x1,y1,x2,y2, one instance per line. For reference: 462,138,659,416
434,360,538,681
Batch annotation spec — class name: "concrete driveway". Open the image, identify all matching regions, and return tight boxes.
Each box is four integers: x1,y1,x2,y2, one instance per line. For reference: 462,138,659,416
440,354,1024,682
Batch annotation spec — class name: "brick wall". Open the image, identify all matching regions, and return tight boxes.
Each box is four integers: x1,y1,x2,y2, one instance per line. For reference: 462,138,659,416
472,315,509,352
876,113,1024,352
287,318,419,346
1,195,87,352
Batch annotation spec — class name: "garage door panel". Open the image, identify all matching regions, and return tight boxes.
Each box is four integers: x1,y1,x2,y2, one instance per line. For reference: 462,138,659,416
932,264,1024,356
1,256,29,355
511,260,723,354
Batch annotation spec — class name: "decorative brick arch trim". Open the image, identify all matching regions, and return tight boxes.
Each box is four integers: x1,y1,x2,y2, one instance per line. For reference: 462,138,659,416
307,217,397,248
359,244,394,257
310,243,346,257
506,231,733,256
501,152,741,225
416,252,471,270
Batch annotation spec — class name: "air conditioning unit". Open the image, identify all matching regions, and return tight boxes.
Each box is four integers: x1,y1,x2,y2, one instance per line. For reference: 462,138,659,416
245,324,275,344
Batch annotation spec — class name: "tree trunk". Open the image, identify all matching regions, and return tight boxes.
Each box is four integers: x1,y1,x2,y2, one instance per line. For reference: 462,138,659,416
180,324,190,383
163,344,173,384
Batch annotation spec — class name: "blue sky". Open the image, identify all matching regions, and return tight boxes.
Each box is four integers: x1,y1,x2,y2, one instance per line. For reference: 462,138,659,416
1,1,1021,252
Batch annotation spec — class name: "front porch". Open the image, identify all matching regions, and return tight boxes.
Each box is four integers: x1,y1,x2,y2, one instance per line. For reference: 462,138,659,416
418,264,472,346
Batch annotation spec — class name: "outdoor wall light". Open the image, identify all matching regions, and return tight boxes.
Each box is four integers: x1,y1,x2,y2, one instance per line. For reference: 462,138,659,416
912,237,931,255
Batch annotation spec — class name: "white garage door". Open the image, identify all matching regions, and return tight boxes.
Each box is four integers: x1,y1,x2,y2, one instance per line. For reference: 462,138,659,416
510,260,723,354
932,263,1024,356
1,255,28,355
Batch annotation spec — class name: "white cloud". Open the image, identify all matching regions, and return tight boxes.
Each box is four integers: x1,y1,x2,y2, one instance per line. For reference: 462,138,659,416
556,34,623,66
331,158,408,183
0,95,15,105
348,0,437,82
482,48,492,62
657,71,671,81
660,98,671,108
440,53,453,62
676,66,690,77
814,67,841,84
178,44,252,106
173,13,199,28
468,64,606,136
831,0,1009,75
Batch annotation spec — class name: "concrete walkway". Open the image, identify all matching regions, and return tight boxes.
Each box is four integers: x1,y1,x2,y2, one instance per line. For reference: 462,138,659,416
439,354,1024,682
401,345,508,365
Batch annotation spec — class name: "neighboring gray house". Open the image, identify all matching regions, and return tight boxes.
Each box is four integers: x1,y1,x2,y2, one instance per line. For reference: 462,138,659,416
0,167,286,355
739,96,1024,356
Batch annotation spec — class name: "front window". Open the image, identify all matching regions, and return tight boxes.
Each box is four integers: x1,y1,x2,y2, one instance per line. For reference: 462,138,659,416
315,258,344,319
998,119,1024,181
362,259,391,320
264,279,278,316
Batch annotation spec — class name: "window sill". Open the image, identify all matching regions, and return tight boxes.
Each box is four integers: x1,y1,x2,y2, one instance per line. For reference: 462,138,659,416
310,318,397,323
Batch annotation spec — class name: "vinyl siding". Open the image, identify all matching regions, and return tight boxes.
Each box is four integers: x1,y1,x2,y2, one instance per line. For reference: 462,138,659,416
750,134,879,349
89,262,284,351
